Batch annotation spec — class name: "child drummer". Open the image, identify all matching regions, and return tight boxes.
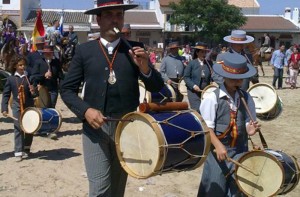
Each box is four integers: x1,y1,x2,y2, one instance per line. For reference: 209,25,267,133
1,54,35,162
197,53,261,196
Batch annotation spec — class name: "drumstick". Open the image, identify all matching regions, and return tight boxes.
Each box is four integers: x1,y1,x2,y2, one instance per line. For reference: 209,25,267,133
226,157,259,176
213,150,259,176
104,117,134,122
236,88,268,149
6,114,18,121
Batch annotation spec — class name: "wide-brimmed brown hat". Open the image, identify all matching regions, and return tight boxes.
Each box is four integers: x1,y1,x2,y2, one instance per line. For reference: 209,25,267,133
167,41,180,49
84,0,138,15
192,42,210,51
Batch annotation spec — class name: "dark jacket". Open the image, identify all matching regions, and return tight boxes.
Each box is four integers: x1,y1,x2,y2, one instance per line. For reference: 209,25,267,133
60,39,164,121
31,57,64,91
183,59,213,91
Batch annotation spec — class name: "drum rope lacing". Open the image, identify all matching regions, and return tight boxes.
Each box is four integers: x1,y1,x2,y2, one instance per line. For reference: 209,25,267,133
153,111,208,170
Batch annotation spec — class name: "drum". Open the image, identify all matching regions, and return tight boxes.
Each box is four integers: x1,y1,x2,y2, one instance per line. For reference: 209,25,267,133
115,110,211,179
247,83,283,120
235,149,300,197
20,107,62,135
34,85,51,108
201,83,219,100
139,82,176,103
178,79,187,96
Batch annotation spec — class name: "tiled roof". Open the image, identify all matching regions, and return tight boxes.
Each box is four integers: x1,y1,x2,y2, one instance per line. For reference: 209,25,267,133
228,0,259,8
241,16,299,32
159,0,180,7
25,9,89,24
159,0,259,8
125,10,159,25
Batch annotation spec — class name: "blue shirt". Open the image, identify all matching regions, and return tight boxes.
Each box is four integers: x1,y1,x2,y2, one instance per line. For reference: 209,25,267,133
270,49,288,69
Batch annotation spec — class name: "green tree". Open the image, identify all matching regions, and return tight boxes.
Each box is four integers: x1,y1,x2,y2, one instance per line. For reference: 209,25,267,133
169,0,247,43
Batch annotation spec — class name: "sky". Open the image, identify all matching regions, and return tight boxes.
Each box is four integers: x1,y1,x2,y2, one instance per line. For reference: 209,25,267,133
41,0,300,15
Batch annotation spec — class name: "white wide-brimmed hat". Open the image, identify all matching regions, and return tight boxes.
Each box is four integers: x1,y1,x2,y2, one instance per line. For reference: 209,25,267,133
223,30,254,44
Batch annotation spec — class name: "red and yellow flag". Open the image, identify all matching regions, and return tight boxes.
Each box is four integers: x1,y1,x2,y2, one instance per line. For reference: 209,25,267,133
31,9,45,51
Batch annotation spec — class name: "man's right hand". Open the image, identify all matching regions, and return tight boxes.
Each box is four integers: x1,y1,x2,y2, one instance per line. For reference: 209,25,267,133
84,108,105,129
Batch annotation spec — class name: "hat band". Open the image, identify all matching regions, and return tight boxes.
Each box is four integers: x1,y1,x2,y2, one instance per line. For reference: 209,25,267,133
231,36,246,41
195,46,208,50
218,61,247,74
98,2,122,7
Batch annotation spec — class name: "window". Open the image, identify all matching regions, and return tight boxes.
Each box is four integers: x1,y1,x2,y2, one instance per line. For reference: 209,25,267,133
3,0,10,4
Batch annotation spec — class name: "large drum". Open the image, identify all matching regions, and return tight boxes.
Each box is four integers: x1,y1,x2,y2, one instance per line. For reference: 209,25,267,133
247,83,283,120
20,107,62,135
34,85,51,108
115,110,211,179
201,83,219,100
178,79,187,96
139,81,176,103
235,149,300,197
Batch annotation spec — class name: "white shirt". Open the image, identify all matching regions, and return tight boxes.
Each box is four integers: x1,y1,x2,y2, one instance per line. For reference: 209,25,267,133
100,37,120,55
200,84,256,129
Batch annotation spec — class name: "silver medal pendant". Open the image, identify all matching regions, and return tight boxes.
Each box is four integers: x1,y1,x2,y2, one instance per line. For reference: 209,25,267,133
108,70,116,84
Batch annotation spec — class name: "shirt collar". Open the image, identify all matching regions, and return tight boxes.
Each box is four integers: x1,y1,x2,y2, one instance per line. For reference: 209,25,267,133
14,71,27,78
100,37,120,50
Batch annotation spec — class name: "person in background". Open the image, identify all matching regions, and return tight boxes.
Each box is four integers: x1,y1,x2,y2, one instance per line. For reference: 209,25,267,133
260,33,271,57
183,42,213,112
1,55,35,162
26,36,45,76
270,44,288,90
287,46,300,89
160,41,185,101
60,1,164,196
216,30,257,91
198,53,260,196
121,23,131,40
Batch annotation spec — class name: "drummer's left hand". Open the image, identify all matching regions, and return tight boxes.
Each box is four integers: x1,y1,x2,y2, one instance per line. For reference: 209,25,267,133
247,120,261,136
129,47,150,75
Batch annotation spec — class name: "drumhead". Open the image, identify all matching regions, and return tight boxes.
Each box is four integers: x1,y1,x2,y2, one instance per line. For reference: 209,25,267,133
235,150,284,197
247,83,278,114
201,84,218,100
179,79,187,96
115,112,165,179
20,107,42,134
139,81,152,104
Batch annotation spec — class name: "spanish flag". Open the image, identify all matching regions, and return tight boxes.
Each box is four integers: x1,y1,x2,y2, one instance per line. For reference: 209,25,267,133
31,9,45,51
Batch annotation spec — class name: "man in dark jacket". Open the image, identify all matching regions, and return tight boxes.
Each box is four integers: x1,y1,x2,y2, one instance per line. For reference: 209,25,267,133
60,1,164,196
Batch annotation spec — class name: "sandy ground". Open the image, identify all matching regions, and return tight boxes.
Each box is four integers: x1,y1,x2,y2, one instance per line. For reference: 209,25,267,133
0,64,300,197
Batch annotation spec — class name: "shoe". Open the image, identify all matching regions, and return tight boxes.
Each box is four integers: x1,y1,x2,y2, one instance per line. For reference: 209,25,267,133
48,133,58,140
15,156,23,162
278,87,283,90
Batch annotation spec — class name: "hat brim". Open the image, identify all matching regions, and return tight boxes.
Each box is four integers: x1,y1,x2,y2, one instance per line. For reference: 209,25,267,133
192,46,210,51
213,62,257,79
84,4,138,15
223,35,254,44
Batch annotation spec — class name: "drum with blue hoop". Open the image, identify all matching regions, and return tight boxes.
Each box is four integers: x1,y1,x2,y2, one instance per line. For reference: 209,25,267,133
235,149,300,196
20,107,62,135
115,110,211,178
139,81,176,104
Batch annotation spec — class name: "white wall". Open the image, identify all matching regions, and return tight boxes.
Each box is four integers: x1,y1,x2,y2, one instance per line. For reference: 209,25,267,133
0,0,20,10
21,0,40,23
